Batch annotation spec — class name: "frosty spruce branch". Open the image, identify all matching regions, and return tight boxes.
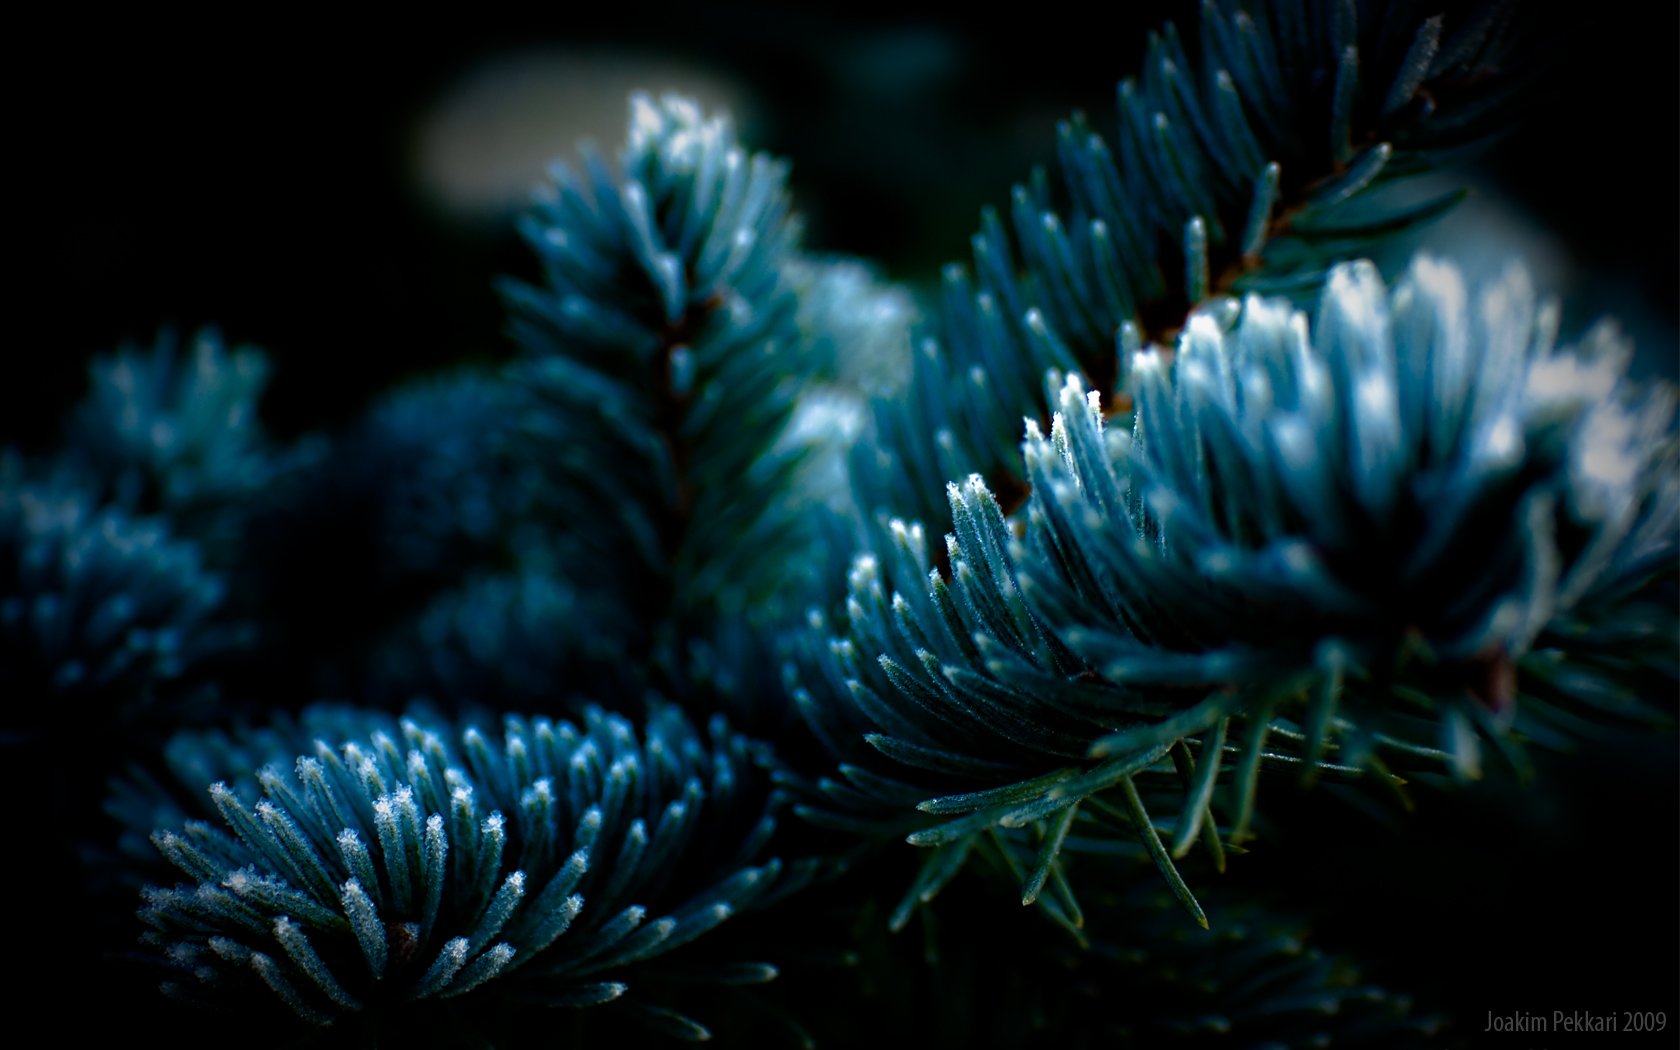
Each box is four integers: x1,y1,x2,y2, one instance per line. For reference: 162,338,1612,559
132,704,803,1037
6,1,1675,1046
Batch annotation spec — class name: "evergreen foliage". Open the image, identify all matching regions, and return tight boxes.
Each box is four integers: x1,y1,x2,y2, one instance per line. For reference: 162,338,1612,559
351,371,549,586
134,703,799,1038
501,95,810,615
983,831,1442,1048
857,0,1533,533
496,95,877,739
1020,259,1677,773
0,467,244,737
795,254,1677,922
368,570,626,710
7,3,1675,1046
64,329,278,553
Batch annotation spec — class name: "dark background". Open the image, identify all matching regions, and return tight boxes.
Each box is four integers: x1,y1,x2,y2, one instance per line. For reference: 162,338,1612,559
10,4,1677,1046
11,3,1677,443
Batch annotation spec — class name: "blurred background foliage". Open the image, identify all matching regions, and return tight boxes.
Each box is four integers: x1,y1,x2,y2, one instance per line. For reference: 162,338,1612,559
11,3,1677,1043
